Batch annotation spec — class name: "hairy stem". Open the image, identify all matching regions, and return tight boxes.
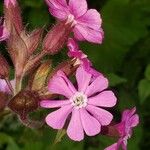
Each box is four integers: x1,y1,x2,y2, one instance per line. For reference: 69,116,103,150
15,75,23,95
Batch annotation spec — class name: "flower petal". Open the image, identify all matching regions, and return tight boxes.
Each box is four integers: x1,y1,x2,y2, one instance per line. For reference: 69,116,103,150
129,114,139,127
80,108,101,136
40,100,70,108
88,91,117,107
46,0,68,8
73,27,85,41
0,79,14,93
67,108,84,141
77,9,102,30
85,75,108,97
0,79,8,93
0,24,9,41
69,0,87,18
46,0,69,20
104,143,118,150
45,105,72,129
48,8,68,20
86,105,113,126
73,24,104,43
67,38,79,52
48,71,76,98
76,66,92,92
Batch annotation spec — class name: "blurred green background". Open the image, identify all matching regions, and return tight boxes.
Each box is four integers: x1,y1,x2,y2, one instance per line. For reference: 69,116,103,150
0,0,150,149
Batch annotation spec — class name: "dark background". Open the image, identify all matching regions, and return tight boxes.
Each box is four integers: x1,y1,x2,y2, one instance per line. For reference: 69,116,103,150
0,0,150,149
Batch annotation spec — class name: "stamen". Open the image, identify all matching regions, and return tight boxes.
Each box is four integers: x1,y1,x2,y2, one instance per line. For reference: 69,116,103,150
70,92,87,109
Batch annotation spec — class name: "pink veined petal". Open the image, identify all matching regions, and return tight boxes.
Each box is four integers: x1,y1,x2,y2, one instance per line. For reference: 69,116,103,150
122,107,136,122
129,114,139,127
67,38,79,51
80,108,101,136
69,0,87,18
88,68,103,82
74,24,104,44
76,66,92,92
85,75,109,97
82,58,91,72
40,100,70,108
46,0,69,20
45,105,72,129
77,9,102,30
58,71,77,93
115,122,126,137
121,140,127,150
49,8,68,20
73,26,85,41
48,71,76,98
86,105,113,126
104,143,118,150
68,50,83,58
88,91,117,107
46,0,68,10
67,108,84,141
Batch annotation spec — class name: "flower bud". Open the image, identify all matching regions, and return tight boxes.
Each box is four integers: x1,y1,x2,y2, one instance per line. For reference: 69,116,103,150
8,90,39,119
0,18,9,41
48,59,79,81
4,0,17,7
4,0,23,34
31,61,52,91
7,25,28,78
0,54,9,79
43,21,72,55
20,28,43,55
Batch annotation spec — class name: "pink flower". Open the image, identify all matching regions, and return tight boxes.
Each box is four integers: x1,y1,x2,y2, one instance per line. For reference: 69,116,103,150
105,107,139,150
67,38,102,78
67,38,91,68
46,0,104,44
40,66,117,141
0,18,9,41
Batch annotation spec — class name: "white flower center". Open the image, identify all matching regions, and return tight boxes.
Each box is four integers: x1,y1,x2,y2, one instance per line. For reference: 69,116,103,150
70,92,87,109
66,14,77,27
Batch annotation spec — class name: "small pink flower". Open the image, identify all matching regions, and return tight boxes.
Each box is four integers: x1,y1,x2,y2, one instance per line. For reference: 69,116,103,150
67,38,91,68
105,107,139,150
40,66,117,141
46,0,104,44
67,38,102,78
0,18,9,41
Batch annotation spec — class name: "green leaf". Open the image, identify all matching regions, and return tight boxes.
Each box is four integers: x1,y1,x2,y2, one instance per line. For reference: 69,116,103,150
138,79,150,104
128,125,142,150
54,129,66,145
0,133,20,150
23,142,43,150
145,64,150,80
107,73,127,87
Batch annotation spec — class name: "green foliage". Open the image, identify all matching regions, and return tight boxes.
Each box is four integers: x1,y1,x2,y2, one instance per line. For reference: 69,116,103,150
138,64,150,104
107,73,127,87
0,133,20,150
